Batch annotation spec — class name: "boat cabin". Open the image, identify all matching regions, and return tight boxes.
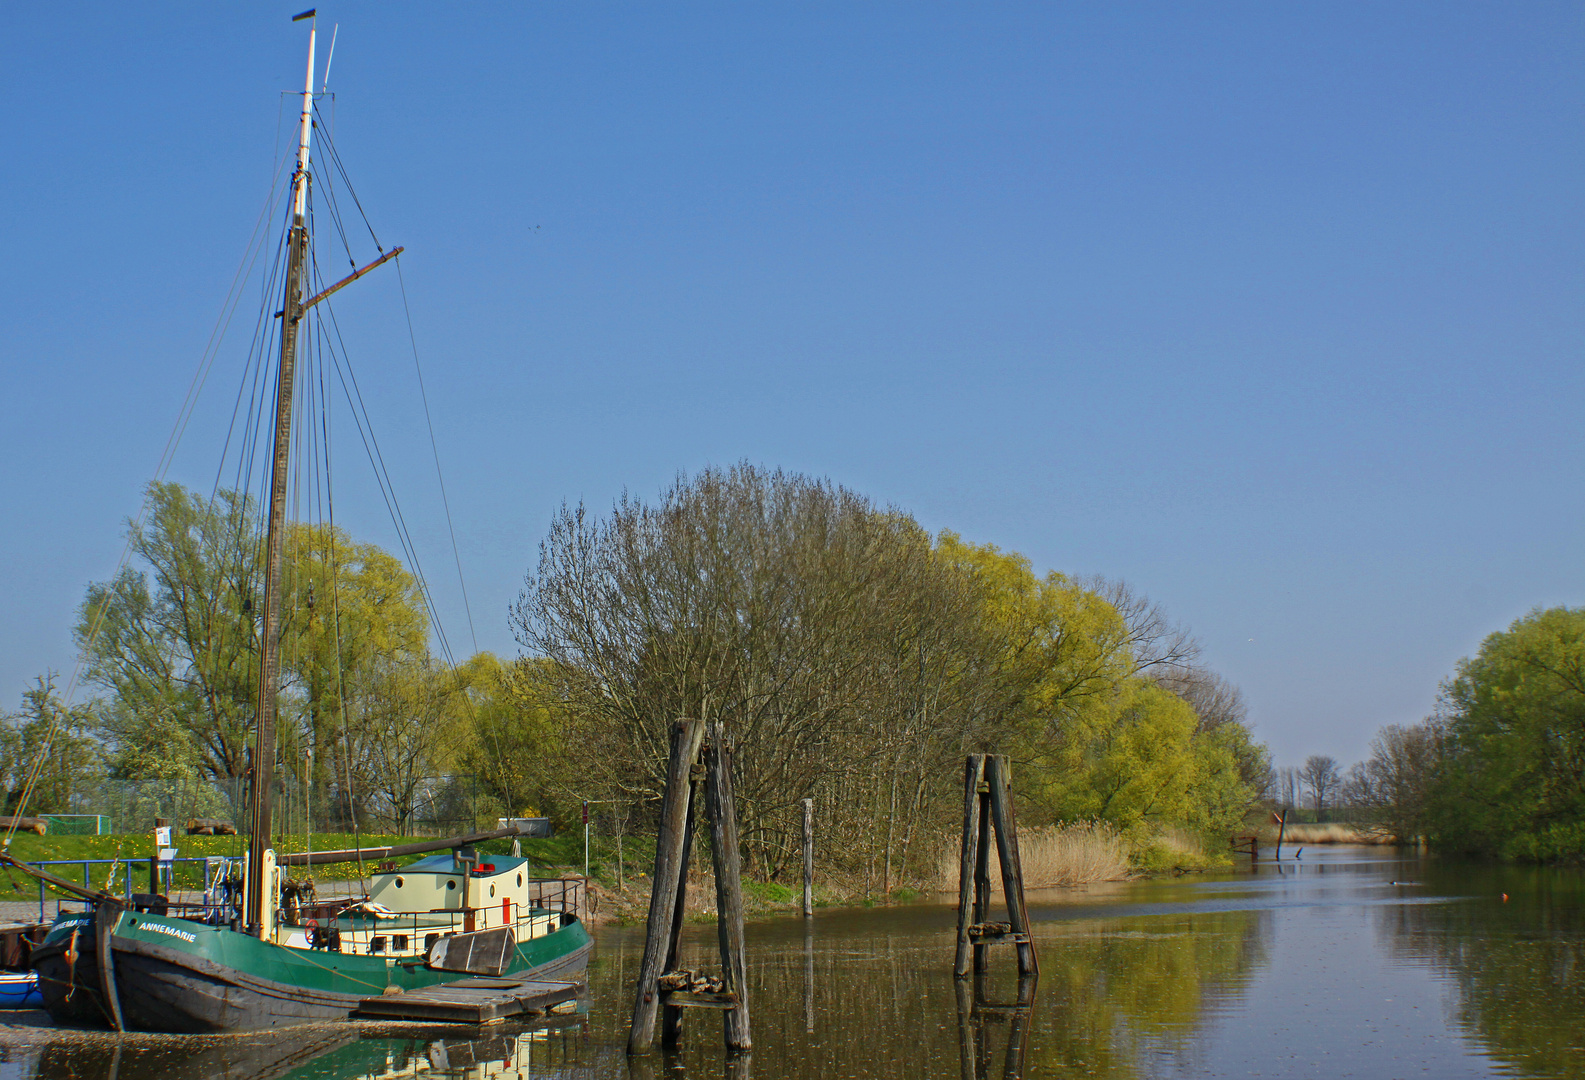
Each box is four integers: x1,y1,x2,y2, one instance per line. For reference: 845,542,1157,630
369,852,536,916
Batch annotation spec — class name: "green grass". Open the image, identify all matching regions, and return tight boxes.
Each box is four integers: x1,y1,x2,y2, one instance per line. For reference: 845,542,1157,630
743,880,794,904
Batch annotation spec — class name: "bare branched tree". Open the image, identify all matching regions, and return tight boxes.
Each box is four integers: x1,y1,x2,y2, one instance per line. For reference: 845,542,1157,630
512,463,990,881
1300,754,1341,816
1077,575,1200,675
1343,721,1443,841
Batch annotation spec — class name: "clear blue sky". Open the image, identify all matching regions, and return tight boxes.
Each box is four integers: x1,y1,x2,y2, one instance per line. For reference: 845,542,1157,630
3,3,1580,769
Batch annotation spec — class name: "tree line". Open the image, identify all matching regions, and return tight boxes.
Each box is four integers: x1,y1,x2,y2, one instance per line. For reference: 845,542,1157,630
509,463,1267,888
5,467,1271,886
1280,606,1584,863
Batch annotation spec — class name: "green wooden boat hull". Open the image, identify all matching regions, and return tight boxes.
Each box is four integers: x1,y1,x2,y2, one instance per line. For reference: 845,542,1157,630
102,909,590,1032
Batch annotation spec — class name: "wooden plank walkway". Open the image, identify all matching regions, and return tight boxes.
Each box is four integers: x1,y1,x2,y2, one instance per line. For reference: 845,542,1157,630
355,977,583,1024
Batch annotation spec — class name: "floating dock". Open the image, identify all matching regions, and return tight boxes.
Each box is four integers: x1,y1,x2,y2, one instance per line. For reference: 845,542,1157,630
355,977,582,1024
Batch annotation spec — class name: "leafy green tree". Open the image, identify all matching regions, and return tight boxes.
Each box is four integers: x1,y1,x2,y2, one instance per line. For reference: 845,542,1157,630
1429,606,1585,860
938,535,1259,837
349,655,468,835
276,519,429,823
78,482,260,793
77,481,432,826
461,654,572,823
2,675,102,817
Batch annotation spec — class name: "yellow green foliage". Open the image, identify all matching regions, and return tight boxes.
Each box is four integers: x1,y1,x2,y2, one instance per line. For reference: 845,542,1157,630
939,533,1255,838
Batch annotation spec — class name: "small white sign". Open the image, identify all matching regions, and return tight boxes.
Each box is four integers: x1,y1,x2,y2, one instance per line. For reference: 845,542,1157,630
158,847,178,862
154,826,173,847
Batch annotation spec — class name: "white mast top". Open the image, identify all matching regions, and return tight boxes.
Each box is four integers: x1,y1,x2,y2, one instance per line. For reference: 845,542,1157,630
291,20,316,220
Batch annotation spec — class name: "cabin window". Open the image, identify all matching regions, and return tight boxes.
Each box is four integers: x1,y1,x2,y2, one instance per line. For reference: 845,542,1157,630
394,877,404,888
393,934,408,951
446,879,456,890
369,936,386,954
516,873,522,886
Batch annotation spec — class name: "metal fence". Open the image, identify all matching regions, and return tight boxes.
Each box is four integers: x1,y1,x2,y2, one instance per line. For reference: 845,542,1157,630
40,815,111,836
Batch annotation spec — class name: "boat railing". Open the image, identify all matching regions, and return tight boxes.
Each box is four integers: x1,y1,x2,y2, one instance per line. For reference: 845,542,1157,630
21,857,218,923
281,896,571,957
528,876,587,919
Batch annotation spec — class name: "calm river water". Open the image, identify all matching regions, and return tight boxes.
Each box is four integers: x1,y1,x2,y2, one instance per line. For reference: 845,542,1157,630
2,845,1580,1079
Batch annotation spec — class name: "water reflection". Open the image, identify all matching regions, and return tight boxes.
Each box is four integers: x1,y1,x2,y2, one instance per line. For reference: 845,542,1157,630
1030,906,1264,1078
0,1020,607,1080
6,849,1579,1079
955,973,1036,1080
1376,860,1585,1080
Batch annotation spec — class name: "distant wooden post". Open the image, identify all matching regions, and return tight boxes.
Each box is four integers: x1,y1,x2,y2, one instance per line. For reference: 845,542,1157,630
628,718,707,1054
1274,809,1287,860
954,754,1037,979
801,798,814,917
706,722,752,1053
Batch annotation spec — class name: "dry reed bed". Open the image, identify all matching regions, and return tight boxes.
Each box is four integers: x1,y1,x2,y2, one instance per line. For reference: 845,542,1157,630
936,821,1132,890
1269,822,1395,845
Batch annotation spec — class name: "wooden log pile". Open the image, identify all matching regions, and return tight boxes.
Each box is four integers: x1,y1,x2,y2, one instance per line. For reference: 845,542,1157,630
0,817,46,836
658,969,727,994
967,921,1014,940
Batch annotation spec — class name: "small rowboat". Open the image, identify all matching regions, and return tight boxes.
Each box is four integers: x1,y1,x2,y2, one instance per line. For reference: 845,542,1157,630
0,970,42,1009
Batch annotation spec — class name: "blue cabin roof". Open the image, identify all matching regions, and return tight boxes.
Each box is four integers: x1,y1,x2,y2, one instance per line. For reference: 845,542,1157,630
399,852,530,875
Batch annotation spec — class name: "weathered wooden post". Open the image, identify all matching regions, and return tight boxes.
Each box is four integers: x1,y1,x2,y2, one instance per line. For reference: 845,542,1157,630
954,755,986,978
954,754,1037,979
629,718,752,1057
973,777,993,976
706,721,752,1053
985,755,1038,977
660,772,702,1047
628,717,706,1054
801,798,814,917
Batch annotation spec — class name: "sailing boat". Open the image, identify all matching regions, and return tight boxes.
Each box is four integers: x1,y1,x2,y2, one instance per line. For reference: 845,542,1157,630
20,13,590,1032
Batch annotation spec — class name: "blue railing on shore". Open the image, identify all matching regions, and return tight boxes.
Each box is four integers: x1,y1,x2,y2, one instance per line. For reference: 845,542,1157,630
23,858,217,923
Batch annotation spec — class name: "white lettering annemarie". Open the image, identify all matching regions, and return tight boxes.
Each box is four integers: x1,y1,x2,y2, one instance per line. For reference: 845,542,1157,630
142,921,197,944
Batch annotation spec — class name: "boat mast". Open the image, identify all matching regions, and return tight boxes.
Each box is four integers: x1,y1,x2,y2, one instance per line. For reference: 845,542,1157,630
245,12,317,937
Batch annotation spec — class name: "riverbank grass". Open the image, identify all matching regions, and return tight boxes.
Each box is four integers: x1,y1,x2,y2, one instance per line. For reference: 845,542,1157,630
933,821,1134,890
1129,827,1230,873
